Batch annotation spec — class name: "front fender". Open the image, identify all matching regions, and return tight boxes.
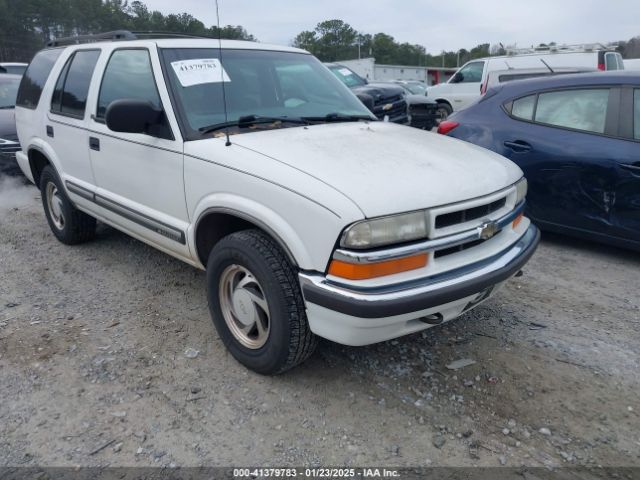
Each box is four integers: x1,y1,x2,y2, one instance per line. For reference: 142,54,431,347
189,193,342,271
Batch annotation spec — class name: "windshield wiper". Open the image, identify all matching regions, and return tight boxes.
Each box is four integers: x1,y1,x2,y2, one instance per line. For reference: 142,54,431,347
199,115,309,135
301,113,375,123
0,105,15,110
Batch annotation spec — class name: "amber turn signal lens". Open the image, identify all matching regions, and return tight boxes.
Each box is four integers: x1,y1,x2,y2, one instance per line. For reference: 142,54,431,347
512,212,524,229
328,254,428,280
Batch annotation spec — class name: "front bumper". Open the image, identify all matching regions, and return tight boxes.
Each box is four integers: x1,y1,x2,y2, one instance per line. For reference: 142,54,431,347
299,224,539,345
409,108,439,129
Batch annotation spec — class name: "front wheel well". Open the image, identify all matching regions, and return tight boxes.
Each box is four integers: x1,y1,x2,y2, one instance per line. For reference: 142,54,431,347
435,99,452,108
195,211,297,268
28,149,51,186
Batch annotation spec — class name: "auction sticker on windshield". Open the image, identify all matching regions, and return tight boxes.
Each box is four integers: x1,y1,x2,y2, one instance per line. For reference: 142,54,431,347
338,68,353,76
170,58,230,87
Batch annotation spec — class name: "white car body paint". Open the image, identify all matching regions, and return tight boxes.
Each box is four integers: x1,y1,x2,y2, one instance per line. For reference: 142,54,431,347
231,121,523,218
15,38,539,348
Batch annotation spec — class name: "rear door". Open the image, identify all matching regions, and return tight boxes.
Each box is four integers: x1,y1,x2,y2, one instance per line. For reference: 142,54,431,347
47,48,101,192
608,87,640,244
500,87,621,236
447,61,484,110
88,46,190,258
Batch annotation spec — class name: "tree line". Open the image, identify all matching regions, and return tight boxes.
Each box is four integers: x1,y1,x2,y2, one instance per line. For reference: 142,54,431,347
292,19,490,67
294,19,640,67
0,0,255,62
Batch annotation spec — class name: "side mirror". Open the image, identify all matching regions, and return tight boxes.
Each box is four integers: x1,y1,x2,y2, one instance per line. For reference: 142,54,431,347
106,99,163,134
450,72,463,84
355,92,375,112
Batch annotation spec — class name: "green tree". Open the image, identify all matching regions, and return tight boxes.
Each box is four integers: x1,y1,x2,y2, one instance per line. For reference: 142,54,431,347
292,19,357,61
292,30,317,52
0,0,257,62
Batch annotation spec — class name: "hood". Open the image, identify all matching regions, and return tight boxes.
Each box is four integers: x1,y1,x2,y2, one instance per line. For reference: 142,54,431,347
350,83,405,102
0,109,17,140
231,122,522,218
405,94,437,106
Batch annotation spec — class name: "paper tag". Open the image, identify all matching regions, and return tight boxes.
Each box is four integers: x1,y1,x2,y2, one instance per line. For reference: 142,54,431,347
170,58,230,87
338,68,353,76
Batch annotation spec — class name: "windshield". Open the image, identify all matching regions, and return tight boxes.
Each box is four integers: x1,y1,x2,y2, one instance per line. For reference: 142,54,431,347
328,65,367,88
161,49,373,138
0,76,20,108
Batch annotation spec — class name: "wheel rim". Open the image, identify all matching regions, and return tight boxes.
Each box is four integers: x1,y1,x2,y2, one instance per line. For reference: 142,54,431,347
436,107,449,121
46,182,65,230
218,264,271,349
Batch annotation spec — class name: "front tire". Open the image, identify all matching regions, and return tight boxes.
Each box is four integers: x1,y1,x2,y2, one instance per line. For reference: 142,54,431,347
206,229,317,374
39,165,96,245
436,102,453,121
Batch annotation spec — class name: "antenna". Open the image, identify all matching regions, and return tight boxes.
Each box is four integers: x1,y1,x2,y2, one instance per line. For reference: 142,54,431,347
215,0,231,147
540,59,555,73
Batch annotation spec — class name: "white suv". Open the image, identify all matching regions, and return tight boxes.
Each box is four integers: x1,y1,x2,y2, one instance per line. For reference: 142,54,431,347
15,32,539,374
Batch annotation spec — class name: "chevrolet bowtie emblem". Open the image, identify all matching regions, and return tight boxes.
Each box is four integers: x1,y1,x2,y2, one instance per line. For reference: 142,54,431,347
382,103,393,111
479,221,499,240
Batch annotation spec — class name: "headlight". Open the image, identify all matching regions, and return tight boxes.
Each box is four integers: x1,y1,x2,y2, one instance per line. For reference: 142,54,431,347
341,211,428,249
515,177,528,204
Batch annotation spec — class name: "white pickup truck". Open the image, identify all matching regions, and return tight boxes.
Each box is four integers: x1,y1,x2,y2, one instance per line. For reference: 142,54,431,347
15,31,539,374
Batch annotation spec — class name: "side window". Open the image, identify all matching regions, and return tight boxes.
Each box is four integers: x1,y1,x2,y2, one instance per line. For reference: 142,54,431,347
605,52,619,71
634,90,639,140
97,49,161,119
510,95,536,120
451,62,484,84
16,49,63,109
51,50,100,117
534,89,609,134
51,56,72,112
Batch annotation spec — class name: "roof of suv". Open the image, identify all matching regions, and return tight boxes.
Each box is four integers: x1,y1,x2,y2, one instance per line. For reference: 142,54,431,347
47,38,308,54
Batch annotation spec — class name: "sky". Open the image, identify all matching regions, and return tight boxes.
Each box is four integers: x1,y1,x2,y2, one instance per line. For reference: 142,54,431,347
142,0,640,54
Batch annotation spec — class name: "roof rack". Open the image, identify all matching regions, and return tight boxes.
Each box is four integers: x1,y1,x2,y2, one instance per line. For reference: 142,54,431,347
505,43,613,56
46,30,212,47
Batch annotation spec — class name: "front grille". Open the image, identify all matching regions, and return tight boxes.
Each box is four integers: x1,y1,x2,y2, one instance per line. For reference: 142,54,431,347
435,197,506,229
434,236,496,259
373,94,403,106
409,103,437,113
373,100,407,121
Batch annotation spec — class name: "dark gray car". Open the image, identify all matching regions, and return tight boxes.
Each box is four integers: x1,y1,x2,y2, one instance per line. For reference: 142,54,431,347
0,74,22,175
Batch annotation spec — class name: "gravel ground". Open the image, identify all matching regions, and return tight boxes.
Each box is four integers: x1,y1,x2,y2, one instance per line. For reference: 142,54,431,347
0,175,639,468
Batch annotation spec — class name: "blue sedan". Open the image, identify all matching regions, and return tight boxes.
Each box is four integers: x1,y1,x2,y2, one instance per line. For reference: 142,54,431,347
438,72,640,250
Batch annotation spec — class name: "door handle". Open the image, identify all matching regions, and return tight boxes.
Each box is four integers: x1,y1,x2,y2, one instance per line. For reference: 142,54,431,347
504,140,532,152
89,137,100,151
46,125,54,138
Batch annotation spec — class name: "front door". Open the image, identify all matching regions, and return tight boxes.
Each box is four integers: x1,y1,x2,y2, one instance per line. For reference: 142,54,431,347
448,60,484,110
88,47,190,258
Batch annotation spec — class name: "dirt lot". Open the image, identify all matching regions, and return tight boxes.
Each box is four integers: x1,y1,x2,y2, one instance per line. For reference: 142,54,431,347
1,175,639,469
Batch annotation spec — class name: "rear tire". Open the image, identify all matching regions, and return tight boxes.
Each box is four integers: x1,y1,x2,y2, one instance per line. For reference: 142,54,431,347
39,165,96,245
206,229,317,374
436,103,453,121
